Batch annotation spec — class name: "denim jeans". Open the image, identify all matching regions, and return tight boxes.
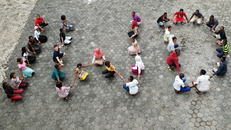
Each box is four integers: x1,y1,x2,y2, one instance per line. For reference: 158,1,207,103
123,84,129,93
158,19,169,26
216,47,224,58
206,22,217,30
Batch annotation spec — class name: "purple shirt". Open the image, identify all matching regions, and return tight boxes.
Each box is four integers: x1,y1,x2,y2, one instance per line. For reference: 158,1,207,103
133,14,141,22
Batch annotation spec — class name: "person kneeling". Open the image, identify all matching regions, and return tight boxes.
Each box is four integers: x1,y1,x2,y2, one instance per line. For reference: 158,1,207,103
122,76,139,96
173,73,192,94
56,81,73,101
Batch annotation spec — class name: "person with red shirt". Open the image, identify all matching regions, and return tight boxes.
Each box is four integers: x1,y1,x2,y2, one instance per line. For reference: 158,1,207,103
166,49,181,74
35,14,48,28
171,9,189,25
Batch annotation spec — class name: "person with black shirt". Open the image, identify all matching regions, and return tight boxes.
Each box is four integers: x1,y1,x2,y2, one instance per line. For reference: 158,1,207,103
53,45,66,66
27,36,41,54
157,12,171,30
60,28,72,46
2,82,24,103
189,10,204,25
212,26,227,46
202,15,218,32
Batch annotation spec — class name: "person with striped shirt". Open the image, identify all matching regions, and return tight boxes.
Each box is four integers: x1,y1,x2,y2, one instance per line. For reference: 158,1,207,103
216,39,229,58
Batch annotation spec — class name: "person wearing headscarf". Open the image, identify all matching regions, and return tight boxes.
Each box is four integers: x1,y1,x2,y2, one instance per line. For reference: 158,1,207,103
127,37,141,55
132,55,145,82
34,26,47,43
51,65,65,82
21,47,36,66
17,58,35,78
130,20,139,40
92,48,106,66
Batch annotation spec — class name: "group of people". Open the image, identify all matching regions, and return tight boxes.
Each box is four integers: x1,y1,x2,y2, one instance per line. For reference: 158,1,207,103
157,9,229,95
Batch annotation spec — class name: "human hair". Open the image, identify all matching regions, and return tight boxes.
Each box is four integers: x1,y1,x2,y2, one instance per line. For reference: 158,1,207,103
28,36,33,40
164,12,167,15
172,37,177,41
222,57,226,61
54,65,59,69
77,63,82,67
56,82,62,88
132,11,135,14
105,61,110,66
2,82,8,90
223,39,227,43
21,47,26,56
179,73,184,79
129,76,134,81
54,45,58,48
168,26,172,29
37,14,40,16
201,69,206,75
17,58,21,62
221,26,224,29
196,10,199,12
10,72,15,79
61,15,66,20
180,9,184,11
60,28,63,32
210,15,214,18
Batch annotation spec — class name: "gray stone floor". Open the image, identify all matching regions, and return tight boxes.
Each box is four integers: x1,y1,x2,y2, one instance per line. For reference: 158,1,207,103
1,0,231,129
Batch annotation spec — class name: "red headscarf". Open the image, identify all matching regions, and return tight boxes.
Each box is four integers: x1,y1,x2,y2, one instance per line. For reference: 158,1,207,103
132,20,138,29
94,48,104,57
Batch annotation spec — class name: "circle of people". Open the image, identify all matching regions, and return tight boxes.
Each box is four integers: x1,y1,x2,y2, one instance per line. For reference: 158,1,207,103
2,9,229,102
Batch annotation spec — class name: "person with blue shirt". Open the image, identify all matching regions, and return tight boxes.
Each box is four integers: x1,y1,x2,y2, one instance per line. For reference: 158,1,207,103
210,57,227,78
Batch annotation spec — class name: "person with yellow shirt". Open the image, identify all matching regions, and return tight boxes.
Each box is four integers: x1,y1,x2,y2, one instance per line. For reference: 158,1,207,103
102,61,123,79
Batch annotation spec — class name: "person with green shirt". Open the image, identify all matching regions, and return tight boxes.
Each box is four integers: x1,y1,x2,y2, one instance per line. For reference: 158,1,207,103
164,26,172,44
52,65,65,82
216,39,229,58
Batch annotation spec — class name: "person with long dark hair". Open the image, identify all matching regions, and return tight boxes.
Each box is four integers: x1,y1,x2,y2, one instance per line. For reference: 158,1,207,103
17,58,35,78
2,82,24,103
21,47,36,66
28,36,41,54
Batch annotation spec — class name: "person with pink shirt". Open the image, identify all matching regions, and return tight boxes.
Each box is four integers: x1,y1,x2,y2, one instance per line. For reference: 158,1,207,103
17,58,35,78
56,82,73,101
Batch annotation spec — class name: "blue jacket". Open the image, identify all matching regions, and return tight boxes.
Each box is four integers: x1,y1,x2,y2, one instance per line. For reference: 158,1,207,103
213,60,227,76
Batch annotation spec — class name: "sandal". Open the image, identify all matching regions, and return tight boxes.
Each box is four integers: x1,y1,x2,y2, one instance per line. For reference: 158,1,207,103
196,91,202,95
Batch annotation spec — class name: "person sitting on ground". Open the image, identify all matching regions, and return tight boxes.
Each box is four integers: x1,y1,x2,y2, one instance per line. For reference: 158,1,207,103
173,73,192,94
171,9,189,25
130,20,140,39
60,28,72,46
10,72,28,89
164,26,172,44
132,55,144,83
166,49,181,74
167,37,178,54
28,36,41,54
17,58,35,78
188,10,204,25
53,45,66,66
52,65,65,82
190,69,210,95
34,26,47,43
21,47,36,66
61,15,75,32
122,76,139,96
56,81,72,101
157,12,171,30
210,57,227,78
102,61,123,79
216,39,229,58
71,63,93,87
131,11,142,25
202,15,218,32
35,14,48,28
128,37,141,55
212,26,227,46
2,82,24,103
92,48,106,66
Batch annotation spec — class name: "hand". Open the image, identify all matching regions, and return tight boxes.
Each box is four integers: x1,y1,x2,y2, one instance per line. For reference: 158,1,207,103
28,64,31,67
20,78,24,80
38,41,41,44
70,84,74,88
120,76,123,79
34,52,36,54
210,75,213,79
45,22,47,24
170,18,173,21
178,72,181,75
60,64,64,67
192,81,195,84
202,22,205,24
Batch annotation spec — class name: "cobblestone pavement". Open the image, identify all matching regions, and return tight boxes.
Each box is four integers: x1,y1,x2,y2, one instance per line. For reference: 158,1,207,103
1,0,231,129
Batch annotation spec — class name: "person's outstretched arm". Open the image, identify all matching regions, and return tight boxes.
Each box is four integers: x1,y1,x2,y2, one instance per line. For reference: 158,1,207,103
71,70,78,87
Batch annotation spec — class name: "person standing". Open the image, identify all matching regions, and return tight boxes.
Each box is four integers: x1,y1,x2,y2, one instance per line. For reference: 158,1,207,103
188,10,204,25
21,47,36,66
2,82,24,103
202,15,218,32
122,76,139,96
216,39,229,58
173,73,191,94
166,49,181,74
157,12,171,30
171,9,189,25
60,28,72,46
210,57,227,78
131,11,142,25
17,58,35,78
53,45,66,66
164,26,172,44
10,73,28,89
212,26,227,46
51,65,66,82
34,26,47,43
167,37,178,54
56,82,72,101
35,14,48,28
191,69,210,95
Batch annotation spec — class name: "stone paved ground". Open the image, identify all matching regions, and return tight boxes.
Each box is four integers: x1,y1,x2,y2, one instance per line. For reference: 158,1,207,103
1,0,231,129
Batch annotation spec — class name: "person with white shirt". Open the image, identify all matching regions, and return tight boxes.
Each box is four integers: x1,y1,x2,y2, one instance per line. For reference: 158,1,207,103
191,69,210,95
34,26,47,44
167,37,178,54
122,76,139,96
164,26,172,44
21,47,36,67
173,73,191,94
